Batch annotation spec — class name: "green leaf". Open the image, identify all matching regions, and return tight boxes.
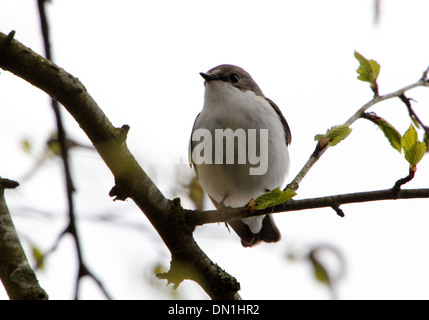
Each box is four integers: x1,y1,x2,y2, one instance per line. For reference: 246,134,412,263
326,124,352,146
400,125,427,167
314,134,325,141
378,119,402,153
401,124,418,152
315,124,352,147
354,51,380,84
249,187,296,211
405,141,426,167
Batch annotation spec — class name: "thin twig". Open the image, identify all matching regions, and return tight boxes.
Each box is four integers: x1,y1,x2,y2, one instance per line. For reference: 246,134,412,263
392,168,416,197
331,205,345,218
399,94,429,138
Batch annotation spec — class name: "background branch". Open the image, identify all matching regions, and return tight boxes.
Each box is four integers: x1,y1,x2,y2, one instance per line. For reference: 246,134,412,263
36,0,111,300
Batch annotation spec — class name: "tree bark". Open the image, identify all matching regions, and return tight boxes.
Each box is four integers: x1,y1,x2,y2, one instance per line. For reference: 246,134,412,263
0,178,48,300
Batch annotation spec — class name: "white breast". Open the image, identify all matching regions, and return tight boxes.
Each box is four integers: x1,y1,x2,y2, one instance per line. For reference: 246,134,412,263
192,81,289,232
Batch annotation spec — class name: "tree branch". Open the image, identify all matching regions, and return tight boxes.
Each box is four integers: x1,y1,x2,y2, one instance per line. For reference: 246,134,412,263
0,31,240,300
0,178,48,300
188,188,429,226
399,93,429,139
287,68,429,192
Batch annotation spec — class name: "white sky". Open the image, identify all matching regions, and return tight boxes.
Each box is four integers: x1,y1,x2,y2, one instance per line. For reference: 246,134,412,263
1,0,429,299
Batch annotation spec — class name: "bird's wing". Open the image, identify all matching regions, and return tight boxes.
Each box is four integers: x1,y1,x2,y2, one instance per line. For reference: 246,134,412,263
266,97,292,145
188,113,201,171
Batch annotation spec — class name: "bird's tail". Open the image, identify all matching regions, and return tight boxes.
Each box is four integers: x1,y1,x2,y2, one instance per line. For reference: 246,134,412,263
228,215,281,247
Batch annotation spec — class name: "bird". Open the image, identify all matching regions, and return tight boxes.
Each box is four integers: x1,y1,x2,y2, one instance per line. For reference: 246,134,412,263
189,64,291,247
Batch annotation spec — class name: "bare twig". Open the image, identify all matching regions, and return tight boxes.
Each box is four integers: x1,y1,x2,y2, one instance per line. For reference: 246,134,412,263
331,205,345,218
374,0,381,25
5,30,15,45
392,168,416,197
399,94,429,138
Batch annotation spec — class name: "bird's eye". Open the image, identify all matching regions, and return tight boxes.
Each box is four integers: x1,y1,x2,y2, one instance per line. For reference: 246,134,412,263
229,74,239,83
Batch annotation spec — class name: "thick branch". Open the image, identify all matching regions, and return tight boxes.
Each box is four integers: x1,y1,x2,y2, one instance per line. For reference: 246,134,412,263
0,31,240,299
0,178,48,300
189,188,429,226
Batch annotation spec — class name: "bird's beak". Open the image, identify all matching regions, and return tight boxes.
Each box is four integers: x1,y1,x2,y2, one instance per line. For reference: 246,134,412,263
199,72,217,82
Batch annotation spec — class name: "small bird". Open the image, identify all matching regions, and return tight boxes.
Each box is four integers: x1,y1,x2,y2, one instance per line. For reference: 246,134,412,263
189,64,291,247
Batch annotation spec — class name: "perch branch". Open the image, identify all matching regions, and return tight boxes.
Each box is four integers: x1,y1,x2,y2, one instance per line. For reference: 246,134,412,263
189,188,429,226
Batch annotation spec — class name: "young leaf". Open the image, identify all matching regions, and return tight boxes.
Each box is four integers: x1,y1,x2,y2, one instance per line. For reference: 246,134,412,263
401,124,418,152
315,124,352,147
354,51,380,93
400,125,427,168
249,187,296,211
404,141,426,167
354,51,380,82
314,134,325,141
326,124,352,146
378,119,402,153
